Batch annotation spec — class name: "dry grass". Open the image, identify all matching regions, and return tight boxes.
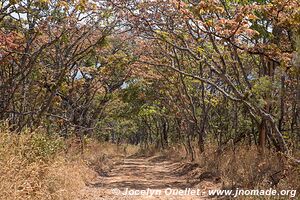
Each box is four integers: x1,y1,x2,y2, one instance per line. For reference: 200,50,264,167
197,145,300,195
160,143,299,199
0,125,136,200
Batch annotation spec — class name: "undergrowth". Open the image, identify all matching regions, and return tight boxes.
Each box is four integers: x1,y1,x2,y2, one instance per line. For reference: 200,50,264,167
0,124,135,200
159,143,300,199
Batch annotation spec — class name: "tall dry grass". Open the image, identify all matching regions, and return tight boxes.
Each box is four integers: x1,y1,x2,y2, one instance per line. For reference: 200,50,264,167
0,124,136,200
162,143,300,199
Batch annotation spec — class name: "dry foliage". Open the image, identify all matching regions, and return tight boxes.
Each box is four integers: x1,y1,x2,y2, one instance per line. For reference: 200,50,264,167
159,143,299,199
0,125,134,200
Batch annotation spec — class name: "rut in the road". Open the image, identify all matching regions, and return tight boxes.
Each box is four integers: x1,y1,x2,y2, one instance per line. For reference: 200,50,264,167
78,156,220,200
90,158,196,189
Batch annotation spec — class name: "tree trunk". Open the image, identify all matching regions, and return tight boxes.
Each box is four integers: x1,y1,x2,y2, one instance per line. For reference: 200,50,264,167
258,119,266,154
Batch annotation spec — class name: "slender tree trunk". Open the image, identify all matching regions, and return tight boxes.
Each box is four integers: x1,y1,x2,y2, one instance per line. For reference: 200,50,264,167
258,119,266,154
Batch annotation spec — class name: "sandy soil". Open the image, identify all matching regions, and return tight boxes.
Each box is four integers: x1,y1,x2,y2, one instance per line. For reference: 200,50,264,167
78,156,219,200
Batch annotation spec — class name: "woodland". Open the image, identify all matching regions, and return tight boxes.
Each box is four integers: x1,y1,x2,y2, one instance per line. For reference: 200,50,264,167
0,0,299,199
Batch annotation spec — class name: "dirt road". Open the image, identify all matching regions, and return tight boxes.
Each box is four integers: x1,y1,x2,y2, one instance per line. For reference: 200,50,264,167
78,156,219,200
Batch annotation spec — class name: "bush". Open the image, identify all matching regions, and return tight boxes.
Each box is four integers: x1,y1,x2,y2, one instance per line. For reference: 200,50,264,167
0,125,95,200
28,133,64,161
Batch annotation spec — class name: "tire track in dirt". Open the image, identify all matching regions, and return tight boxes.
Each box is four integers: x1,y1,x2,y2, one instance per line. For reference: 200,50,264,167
78,156,217,200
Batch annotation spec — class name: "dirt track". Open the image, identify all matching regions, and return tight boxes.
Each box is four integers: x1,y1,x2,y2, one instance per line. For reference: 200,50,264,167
78,156,218,200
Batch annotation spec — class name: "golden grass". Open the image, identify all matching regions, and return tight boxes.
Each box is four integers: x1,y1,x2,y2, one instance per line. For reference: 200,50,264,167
0,125,137,200
197,145,300,194
160,142,299,199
